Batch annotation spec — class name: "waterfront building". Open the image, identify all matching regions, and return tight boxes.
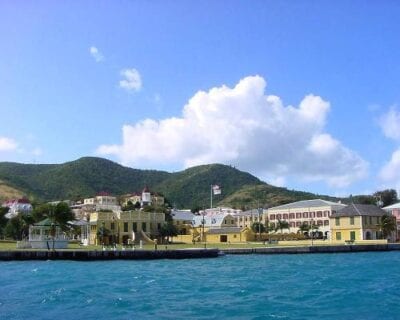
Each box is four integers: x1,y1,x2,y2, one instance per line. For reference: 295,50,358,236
235,208,267,229
2,198,33,219
383,202,400,241
89,210,165,245
266,199,346,239
330,204,388,242
170,209,194,235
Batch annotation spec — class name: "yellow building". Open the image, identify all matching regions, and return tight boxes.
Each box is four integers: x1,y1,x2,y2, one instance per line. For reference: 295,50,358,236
204,227,254,243
330,204,387,242
89,210,165,245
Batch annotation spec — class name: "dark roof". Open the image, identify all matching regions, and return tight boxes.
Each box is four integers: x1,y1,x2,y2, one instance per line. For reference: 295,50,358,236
331,204,387,217
207,227,243,234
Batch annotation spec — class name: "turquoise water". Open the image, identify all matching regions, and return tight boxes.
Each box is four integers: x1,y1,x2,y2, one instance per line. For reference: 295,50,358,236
1,252,400,319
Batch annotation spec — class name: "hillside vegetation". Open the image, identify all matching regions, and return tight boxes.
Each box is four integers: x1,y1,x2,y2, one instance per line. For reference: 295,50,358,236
0,157,338,208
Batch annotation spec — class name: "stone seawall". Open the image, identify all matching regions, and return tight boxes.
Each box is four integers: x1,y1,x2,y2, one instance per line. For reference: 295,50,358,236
0,248,220,261
221,243,400,255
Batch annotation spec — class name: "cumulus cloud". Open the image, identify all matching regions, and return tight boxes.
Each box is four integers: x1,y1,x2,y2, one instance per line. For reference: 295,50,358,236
379,148,400,191
379,106,400,141
0,137,18,152
89,46,104,62
97,75,367,188
119,68,142,92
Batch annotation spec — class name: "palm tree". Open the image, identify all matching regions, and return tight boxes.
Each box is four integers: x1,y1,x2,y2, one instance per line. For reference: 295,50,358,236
276,219,289,234
298,222,310,235
378,214,397,240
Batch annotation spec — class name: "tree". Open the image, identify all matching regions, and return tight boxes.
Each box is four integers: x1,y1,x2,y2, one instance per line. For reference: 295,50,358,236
53,202,74,229
122,200,136,211
379,214,397,239
96,225,111,245
276,219,289,234
159,221,178,244
251,222,265,234
0,207,9,237
374,189,398,207
4,216,23,240
298,222,310,234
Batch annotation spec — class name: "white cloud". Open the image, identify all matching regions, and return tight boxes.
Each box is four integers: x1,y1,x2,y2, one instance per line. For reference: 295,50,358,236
379,148,400,191
0,137,18,152
119,68,142,92
89,46,104,62
379,106,400,141
97,75,368,188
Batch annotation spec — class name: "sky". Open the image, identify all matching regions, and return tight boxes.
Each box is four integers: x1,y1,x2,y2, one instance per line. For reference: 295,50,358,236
1,1,400,197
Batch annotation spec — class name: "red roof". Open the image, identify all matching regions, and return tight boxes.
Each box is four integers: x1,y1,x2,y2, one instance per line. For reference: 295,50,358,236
3,198,31,205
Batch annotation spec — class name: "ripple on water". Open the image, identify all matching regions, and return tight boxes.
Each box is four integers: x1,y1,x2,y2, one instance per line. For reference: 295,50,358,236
1,253,400,319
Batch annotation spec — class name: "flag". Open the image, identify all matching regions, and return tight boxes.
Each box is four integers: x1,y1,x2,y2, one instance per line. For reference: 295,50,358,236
212,185,221,195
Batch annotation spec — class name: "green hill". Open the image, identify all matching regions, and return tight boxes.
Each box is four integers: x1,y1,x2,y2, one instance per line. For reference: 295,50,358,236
0,157,338,208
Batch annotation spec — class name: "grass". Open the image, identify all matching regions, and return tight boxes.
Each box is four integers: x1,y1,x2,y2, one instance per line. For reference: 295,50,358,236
0,239,390,251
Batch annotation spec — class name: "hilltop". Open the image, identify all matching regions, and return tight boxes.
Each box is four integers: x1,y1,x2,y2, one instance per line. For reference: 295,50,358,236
0,157,339,208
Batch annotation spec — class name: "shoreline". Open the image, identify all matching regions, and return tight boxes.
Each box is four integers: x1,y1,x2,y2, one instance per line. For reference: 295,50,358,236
1,243,400,260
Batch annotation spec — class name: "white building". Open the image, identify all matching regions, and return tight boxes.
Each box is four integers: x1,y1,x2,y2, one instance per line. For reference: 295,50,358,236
83,192,120,212
2,198,33,219
199,207,243,216
266,199,346,239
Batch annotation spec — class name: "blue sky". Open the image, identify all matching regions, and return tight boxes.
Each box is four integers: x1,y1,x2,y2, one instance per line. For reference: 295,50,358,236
1,1,400,197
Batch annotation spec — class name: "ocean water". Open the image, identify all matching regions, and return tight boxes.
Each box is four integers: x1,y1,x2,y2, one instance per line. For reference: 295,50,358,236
1,252,400,320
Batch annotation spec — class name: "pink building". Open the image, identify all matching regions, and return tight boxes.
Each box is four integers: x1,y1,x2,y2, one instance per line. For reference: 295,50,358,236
2,198,33,219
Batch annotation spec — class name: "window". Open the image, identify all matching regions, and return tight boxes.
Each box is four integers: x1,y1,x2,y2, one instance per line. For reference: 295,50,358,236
283,214,288,219
296,212,302,219
142,222,147,232
336,232,342,240
317,220,323,226
303,212,308,218
289,213,295,219
290,222,295,227
123,222,128,232
277,214,282,220
369,216,372,225
296,221,301,227
324,220,329,226
350,217,354,225
132,222,137,232
317,211,322,218
157,223,161,231
111,222,115,230
310,212,315,218
335,217,340,226
350,231,356,241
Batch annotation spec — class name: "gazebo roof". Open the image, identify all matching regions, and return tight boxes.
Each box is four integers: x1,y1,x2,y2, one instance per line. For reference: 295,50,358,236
34,218,59,227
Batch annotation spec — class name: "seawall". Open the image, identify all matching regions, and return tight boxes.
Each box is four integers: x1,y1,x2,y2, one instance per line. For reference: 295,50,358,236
221,243,400,255
0,248,220,261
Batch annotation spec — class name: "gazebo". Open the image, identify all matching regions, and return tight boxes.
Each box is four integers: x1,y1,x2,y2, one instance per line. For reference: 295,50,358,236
29,218,69,249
